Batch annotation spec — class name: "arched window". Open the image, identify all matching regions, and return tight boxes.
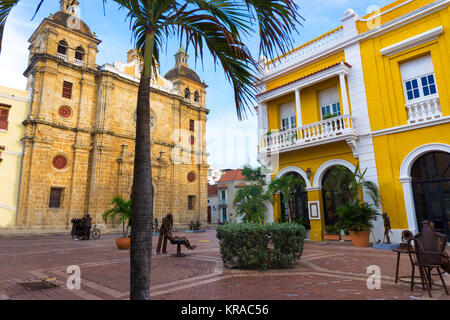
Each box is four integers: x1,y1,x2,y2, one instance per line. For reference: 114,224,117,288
194,91,199,102
57,40,68,56
75,46,85,61
184,88,191,99
411,152,450,236
279,172,309,224
322,166,353,227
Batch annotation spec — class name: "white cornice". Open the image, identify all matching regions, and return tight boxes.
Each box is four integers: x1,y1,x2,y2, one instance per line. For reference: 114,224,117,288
359,0,413,22
372,116,450,137
0,203,16,211
0,92,31,103
258,62,350,103
380,26,444,56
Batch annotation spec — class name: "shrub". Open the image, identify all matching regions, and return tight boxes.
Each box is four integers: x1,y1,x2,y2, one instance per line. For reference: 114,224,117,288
216,223,306,270
335,202,379,232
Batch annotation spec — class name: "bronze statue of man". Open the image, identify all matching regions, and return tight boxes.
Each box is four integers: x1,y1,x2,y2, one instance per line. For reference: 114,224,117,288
157,213,173,254
382,212,392,244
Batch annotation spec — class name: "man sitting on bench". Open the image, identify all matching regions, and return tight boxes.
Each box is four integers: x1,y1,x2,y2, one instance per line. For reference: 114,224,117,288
157,213,196,254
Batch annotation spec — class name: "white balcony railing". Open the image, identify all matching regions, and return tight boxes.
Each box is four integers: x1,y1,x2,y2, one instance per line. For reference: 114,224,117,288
56,53,68,61
259,114,356,153
265,27,344,76
74,59,84,67
406,97,442,124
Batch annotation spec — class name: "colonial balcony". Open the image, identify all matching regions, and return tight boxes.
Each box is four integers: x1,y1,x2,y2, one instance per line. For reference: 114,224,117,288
56,52,68,62
259,114,358,155
74,58,84,67
406,97,442,124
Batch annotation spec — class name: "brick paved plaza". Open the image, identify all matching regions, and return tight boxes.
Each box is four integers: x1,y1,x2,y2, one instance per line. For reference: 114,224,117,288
1,229,449,300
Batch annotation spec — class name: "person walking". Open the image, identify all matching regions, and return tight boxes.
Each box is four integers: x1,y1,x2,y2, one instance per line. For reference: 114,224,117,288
156,213,173,254
84,214,92,240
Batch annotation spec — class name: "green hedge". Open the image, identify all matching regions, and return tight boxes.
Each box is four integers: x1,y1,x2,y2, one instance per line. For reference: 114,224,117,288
216,223,306,270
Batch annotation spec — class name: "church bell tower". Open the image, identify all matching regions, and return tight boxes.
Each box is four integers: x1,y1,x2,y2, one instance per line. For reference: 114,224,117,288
60,0,80,16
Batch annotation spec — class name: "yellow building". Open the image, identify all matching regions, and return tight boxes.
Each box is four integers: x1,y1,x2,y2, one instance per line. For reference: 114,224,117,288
1,0,209,233
257,0,450,242
0,86,30,227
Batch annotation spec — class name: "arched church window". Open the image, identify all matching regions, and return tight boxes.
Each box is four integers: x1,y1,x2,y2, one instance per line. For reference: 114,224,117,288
57,40,68,56
194,91,199,102
185,88,191,99
75,46,85,61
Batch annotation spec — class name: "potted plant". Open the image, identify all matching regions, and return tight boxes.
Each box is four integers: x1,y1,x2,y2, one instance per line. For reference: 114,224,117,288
335,202,379,247
324,224,341,241
103,196,132,250
324,164,381,247
341,229,352,241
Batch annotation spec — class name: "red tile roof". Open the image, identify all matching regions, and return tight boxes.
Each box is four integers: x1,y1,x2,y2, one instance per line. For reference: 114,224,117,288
217,169,245,183
208,184,218,197
257,61,352,97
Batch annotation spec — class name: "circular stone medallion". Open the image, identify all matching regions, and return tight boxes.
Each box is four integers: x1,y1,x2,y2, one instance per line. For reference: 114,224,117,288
58,106,72,118
52,155,68,170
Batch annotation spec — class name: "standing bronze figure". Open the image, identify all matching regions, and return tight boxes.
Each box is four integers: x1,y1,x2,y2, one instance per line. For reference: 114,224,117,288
157,213,173,254
382,213,392,244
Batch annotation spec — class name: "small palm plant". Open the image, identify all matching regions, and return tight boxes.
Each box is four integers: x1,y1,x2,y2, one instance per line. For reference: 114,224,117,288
325,164,381,246
103,196,132,238
268,175,305,223
323,164,380,207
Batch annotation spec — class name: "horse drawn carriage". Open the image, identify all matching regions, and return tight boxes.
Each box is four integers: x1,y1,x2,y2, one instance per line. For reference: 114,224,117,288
71,217,100,240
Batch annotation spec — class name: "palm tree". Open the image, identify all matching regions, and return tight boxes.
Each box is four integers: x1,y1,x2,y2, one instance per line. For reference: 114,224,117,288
268,175,305,223
323,164,380,207
1,0,302,300
103,196,132,238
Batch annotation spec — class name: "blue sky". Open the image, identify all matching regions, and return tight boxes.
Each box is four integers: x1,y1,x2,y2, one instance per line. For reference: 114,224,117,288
0,0,393,169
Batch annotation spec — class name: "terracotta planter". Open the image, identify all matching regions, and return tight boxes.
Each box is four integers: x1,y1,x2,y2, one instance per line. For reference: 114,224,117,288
342,235,352,241
115,237,130,250
349,231,370,247
324,234,341,241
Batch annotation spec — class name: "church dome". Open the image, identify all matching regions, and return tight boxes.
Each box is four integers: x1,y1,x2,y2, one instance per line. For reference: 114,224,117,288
164,65,201,83
52,11,93,37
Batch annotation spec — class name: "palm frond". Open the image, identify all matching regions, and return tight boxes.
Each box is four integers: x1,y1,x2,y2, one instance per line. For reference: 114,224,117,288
242,0,304,59
0,0,20,53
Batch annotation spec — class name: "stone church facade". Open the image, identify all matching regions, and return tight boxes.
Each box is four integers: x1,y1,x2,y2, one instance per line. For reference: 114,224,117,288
16,1,209,229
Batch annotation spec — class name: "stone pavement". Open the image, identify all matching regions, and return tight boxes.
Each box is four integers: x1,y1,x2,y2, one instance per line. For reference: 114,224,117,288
0,229,449,300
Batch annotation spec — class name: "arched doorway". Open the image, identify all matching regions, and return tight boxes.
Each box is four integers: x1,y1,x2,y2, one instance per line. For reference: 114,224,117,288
411,151,450,236
280,173,309,223
322,166,353,227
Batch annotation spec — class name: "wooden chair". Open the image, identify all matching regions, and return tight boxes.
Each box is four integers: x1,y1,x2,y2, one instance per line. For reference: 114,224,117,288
407,229,449,298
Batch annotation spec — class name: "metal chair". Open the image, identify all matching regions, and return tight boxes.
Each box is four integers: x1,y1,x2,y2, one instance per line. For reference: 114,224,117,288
392,230,414,284
407,229,449,298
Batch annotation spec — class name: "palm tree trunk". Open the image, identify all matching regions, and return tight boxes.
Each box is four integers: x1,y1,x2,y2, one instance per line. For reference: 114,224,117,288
130,29,155,300
286,198,292,223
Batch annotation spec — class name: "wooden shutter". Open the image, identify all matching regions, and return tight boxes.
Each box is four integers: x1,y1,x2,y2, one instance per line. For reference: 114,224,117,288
188,196,195,210
62,81,73,99
49,188,63,208
0,107,10,130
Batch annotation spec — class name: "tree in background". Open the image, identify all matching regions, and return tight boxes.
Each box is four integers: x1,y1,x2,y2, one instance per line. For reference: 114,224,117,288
233,165,270,224
268,175,305,223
